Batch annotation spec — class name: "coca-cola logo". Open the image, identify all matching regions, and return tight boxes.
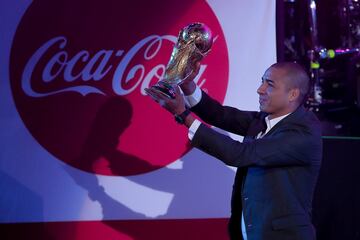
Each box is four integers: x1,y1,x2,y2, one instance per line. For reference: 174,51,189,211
10,0,229,176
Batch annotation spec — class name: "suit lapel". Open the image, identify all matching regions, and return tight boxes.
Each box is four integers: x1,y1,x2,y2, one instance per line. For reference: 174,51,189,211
244,112,267,142
261,106,307,138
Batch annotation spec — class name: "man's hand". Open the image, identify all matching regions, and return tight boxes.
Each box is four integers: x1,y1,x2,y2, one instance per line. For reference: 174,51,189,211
145,85,196,128
145,86,186,115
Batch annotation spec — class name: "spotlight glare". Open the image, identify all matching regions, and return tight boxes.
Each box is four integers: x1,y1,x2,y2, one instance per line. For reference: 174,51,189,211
310,1,316,9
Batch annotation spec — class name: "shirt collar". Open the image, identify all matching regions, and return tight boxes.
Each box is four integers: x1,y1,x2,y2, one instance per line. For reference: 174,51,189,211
264,112,291,131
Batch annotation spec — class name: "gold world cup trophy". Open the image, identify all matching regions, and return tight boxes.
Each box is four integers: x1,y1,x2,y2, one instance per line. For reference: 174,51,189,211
151,22,213,98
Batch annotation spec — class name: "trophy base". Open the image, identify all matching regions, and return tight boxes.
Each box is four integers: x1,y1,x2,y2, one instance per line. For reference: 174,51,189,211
151,82,176,99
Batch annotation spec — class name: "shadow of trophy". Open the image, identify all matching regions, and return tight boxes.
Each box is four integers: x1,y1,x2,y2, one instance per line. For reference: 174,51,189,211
151,22,213,98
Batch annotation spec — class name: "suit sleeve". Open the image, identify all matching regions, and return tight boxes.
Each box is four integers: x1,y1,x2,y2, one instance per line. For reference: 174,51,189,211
191,91,258,136
191,123,322,167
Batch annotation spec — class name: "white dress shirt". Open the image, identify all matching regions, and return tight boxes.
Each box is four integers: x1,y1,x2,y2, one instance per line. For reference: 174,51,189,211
184,86,291,239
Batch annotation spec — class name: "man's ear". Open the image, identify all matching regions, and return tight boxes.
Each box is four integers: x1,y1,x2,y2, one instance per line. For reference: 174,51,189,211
289,88,300,102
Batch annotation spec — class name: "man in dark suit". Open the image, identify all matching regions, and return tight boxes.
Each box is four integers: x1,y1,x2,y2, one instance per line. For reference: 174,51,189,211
146,62,322,240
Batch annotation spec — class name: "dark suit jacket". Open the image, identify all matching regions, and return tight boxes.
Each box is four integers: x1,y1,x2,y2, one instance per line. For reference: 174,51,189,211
190,91,322,240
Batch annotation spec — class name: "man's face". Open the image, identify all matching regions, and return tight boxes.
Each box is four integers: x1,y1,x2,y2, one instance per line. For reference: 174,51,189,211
257,67,293,118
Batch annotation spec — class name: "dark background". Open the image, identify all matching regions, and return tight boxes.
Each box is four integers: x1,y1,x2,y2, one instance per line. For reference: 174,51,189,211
277,0,360,137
